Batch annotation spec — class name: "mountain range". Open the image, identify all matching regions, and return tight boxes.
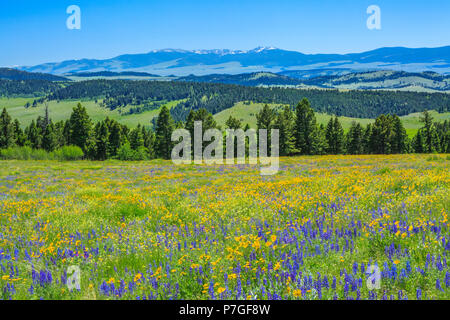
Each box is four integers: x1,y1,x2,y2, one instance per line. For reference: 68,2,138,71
18,46,450,76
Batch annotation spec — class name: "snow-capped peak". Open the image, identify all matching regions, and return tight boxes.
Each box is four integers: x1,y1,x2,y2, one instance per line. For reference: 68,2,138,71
149,47,278,55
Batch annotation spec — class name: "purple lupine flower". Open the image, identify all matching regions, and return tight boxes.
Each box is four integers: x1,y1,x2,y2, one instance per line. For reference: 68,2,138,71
406,261,412,274
436,279,443,291
352,262,358,275
416,288,422,300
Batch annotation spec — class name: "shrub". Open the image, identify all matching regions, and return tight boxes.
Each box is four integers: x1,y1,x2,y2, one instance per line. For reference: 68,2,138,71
0,146,84,161
0,146,41,160
116,143,149,161
51,145,84,161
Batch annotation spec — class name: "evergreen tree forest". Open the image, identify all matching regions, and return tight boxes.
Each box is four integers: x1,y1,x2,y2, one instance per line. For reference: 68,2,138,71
0,100,449,161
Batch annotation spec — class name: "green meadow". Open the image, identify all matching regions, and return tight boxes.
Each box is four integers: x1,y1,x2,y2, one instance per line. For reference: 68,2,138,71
214,102,450,137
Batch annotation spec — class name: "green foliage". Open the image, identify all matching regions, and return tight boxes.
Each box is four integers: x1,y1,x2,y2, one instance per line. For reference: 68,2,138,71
274,105,296,156
42,121,59,152
418,110,441,153
0,98,448,163
325,116,345,154
346,122,364,155
116,142,149,161
69,103,93,152
0,108,15,148
155,106,175,159
0,145,83,160
51,145,84,160
294,98,321,155
225,115,242,130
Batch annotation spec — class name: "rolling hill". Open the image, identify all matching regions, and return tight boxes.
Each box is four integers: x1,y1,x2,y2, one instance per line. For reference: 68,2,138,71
0,68,68,81
2,96,448,138
213,102,449,137
176,70,450,92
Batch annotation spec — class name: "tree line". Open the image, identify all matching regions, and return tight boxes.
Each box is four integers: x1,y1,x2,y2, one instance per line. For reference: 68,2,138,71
0,98,449,161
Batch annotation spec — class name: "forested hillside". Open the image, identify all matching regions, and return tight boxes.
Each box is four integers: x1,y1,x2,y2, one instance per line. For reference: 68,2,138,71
0,79,63,97
0,68,69,81
36,79,450,121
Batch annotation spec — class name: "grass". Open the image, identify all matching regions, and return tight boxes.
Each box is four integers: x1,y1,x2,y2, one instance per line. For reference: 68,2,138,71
214,102,450,137
0,97,184,128
0,154,449,300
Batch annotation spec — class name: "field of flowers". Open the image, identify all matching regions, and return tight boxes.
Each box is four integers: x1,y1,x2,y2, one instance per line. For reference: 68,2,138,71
0,155,449,300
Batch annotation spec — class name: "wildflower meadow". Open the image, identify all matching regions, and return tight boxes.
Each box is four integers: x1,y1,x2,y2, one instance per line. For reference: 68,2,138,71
0,154,449,300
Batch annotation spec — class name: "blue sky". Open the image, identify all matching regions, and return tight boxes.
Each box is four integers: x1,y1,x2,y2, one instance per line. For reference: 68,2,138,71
1,0,449,66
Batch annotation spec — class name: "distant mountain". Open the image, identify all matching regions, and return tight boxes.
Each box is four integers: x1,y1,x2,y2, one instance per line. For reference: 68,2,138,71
18,46,450,76
0,68,68,81
68,71,161,78
177,70,450,92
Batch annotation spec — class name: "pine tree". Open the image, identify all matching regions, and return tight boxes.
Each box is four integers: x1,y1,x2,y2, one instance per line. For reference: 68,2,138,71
143,127,155,159
108,121,123,157
325,116,345,154
419,110,439,153
346,122,364,155
412,129,424,153
155,106,175,159
390,115,408,154
43,103,50,129
0,108,15,148
362,124,372,154
313,124,328,155
185,108,217,156
274,105,296,156
13,119,27,147
68,103,93,151
42,121,58,152
256,104,275,131
95,121,110,160
26,120,42,149
185,108,217,133
256,104,276,155
325,118,334,153
129,126,144,150
62,120,71,146
370,115,393,154
294,98,320,155
334,117,345,154
225,116,242,130
54,121,66,147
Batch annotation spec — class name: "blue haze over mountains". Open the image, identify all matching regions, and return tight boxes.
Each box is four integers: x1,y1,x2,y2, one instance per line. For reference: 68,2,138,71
19,46,450,76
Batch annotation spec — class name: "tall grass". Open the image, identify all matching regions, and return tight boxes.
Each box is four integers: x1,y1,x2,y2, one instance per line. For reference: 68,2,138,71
0,146,84,161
